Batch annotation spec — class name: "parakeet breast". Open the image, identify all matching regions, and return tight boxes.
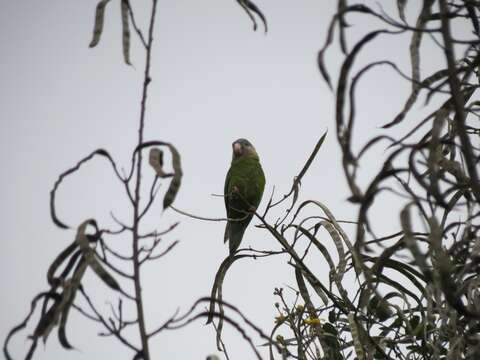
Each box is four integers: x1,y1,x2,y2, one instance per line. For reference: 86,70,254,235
228,156,265,207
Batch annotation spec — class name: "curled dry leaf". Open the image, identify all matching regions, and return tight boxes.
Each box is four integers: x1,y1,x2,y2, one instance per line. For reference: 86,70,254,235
50,148,123,230
149,148,167,177
89,0,112,48
397,0,408,22
57,257,89,350
46,240,78,287
163,143,182,209
33,295,63,344
237,0,268,33
120,0,131,65
347,313,365,360
147,144,183,209
76,219,121,291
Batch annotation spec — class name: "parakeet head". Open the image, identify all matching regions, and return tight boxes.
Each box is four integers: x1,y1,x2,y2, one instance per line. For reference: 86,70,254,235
232,139,258,160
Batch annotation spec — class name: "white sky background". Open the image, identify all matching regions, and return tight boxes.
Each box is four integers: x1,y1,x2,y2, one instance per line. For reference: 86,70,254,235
0,0,469,359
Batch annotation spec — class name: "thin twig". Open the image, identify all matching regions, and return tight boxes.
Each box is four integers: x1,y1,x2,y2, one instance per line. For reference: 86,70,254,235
131,1,159,359
80,288,139,353
126,0,147,48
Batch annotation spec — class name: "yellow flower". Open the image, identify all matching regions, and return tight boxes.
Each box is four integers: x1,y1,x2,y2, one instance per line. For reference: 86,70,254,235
275,315,286,324
304,317,322,326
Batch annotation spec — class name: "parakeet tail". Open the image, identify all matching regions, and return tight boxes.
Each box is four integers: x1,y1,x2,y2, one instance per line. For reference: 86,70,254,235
225,221,249,255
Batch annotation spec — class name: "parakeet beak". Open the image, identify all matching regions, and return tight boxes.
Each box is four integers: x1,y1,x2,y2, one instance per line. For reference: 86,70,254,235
233,142,242,157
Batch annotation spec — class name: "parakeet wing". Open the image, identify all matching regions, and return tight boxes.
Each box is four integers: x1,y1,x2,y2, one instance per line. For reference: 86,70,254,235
224,156,265,254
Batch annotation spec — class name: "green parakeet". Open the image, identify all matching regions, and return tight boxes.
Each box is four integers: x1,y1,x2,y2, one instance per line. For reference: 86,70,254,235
224,139,265,255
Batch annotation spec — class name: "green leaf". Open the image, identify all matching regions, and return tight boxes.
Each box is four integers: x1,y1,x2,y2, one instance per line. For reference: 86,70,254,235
328,309,336,323
367,294,392,321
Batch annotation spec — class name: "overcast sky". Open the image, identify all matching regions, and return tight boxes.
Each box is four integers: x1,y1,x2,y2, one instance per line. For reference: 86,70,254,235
0,1,461,359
